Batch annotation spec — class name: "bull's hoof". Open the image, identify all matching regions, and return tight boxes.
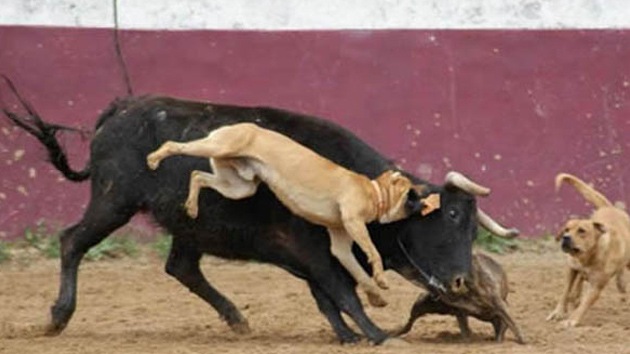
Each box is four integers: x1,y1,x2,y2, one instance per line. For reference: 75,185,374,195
228,320,251,335
339,331,362,345
44,322,67,337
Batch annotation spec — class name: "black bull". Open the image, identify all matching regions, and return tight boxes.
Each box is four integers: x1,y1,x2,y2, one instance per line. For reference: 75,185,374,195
3,94,517,344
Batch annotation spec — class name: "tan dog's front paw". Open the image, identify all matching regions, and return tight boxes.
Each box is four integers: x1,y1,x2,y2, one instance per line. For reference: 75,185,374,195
185,199,199,219
146,153,161,170
546,308,567,321
374,272,389,290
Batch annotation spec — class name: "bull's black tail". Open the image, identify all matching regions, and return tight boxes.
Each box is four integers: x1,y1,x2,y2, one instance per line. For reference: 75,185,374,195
1,75,91,182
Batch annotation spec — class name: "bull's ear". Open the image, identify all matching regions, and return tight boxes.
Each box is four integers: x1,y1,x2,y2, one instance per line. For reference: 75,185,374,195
593,221,606,235
420,193,441,216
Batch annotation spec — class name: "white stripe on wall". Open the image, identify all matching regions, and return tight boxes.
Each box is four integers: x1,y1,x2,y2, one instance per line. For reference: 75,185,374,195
2,0,629,30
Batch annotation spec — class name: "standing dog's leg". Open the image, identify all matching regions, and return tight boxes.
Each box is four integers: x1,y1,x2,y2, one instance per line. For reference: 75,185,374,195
564,281,605,327
328,229,387,307
547,268,579,321
567,273,585,309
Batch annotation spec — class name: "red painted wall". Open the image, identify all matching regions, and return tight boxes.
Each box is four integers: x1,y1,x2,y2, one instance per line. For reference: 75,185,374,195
1,26,629,238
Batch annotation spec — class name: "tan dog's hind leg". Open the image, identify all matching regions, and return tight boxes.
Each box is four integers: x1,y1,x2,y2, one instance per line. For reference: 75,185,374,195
547,268,579,321
147,138,221,170
341,212,389,290
328,228,387,307
564,282,604,327
147,130,244,170
185,160,258,218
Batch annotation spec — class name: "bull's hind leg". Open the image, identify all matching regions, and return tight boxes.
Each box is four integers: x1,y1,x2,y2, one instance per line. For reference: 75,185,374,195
185,159,258,218
165,237,250,334
47,198,136,335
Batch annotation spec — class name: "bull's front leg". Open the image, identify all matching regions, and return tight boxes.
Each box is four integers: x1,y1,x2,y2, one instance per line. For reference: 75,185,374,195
165,237,250,334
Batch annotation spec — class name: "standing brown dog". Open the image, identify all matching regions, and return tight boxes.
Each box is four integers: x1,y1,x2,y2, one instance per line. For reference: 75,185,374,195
547,173,630,327
147,123,441,306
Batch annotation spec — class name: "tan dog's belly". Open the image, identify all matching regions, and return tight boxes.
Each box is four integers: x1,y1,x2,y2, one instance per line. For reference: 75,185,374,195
231,157,344,226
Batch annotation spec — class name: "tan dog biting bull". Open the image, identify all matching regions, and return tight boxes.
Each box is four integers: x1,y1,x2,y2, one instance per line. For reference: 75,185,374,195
147,123,441,306
547,173,630,327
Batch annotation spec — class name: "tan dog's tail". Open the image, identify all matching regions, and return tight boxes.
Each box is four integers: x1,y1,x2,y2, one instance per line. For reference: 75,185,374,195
555,173,612,208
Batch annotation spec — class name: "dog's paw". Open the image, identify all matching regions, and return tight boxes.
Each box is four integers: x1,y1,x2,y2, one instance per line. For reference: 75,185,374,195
374,273,389,290
184,200,199,219
561,319,578,328
546,309,566,321
146,154,161,170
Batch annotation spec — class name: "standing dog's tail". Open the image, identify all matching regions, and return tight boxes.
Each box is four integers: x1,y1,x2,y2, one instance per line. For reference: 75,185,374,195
555,173,612,208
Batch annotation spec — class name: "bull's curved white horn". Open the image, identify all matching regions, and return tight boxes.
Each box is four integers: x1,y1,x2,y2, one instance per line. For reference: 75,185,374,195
444,171,491,196
477,208,520,238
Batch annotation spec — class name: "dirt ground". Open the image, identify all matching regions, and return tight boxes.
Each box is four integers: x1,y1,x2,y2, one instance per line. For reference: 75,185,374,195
1,247,629,354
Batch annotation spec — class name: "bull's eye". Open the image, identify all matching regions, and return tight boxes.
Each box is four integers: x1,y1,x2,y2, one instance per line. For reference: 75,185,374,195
448,209,458,220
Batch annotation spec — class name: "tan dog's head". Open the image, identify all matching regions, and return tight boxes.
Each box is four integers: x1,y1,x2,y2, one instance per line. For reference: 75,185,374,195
557,218,606,257
374,171,440,223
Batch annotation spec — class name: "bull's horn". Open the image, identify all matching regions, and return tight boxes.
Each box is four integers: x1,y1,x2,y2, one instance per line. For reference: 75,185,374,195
477,208,520,238
444,171,491,196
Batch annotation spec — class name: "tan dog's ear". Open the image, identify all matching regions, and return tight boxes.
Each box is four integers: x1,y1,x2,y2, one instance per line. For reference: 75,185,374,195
593,221,606,235
420,193,441,216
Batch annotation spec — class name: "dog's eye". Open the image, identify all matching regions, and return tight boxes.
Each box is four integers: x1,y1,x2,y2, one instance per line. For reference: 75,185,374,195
448,209,458,220
577,228,585,234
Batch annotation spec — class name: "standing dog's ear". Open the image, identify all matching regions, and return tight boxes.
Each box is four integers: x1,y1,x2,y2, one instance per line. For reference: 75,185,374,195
593,221,607,235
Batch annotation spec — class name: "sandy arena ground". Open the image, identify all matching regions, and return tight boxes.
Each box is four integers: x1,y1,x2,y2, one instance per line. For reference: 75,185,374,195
1,246,629,354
